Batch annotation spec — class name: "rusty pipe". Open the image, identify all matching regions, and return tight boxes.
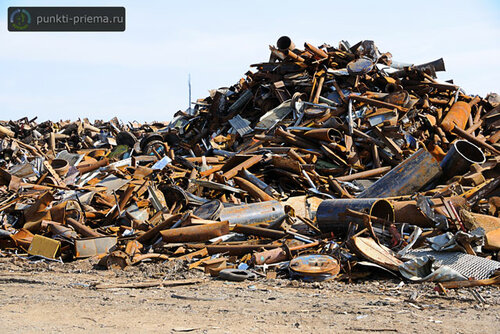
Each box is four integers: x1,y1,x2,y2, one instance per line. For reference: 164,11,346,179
275,128,318,149
304,42,328,59
335,166,391,182
441,96,480,132
391,196,466,227
451,126,500,155
136,214,181,244
239,168,277,198
233,176,274,201
488,130,500,144
160,221,229,243
303,128,336,142
286,50,305,62
251,241,321,265
316,199,394,236
77,158,109,175
357,149,442,198
66,217,103,238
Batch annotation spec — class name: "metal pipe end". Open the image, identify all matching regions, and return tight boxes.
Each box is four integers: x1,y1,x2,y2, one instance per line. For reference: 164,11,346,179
277,36,295,51
453,140,486,164
370,199,395,223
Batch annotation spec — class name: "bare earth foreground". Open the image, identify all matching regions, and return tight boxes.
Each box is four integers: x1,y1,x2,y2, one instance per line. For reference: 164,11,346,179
0,257,499,334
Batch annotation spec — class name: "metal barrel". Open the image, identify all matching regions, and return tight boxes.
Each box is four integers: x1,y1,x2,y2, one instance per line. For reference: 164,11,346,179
316,198,394,236
276,36,295,50
219,200,285,225
357,149,442,198
440,140,485,178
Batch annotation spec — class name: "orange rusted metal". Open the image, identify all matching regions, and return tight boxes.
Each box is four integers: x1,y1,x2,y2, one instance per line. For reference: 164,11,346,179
304,42,328,59
303,128,335,142
441,96,480,132
160,221,229,243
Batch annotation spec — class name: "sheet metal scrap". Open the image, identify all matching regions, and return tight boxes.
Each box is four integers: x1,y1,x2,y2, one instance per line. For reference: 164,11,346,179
0,36,499,290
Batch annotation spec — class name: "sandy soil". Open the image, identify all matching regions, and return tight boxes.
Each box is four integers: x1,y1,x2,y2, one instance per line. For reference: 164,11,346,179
0,256,499,333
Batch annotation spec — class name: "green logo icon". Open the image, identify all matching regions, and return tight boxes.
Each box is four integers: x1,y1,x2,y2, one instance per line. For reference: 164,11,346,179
10,9,31,30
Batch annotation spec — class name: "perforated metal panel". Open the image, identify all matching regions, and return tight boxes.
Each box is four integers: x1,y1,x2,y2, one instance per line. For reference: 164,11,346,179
408,249,500,280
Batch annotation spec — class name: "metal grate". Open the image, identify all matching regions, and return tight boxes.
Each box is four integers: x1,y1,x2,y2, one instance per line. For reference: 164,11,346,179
408,249,500,280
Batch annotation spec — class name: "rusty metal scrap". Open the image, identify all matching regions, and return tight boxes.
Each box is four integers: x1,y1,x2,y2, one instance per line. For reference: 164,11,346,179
0,36,499,289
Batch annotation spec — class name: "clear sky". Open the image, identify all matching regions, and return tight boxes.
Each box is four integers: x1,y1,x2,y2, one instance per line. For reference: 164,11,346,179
0,0,499,122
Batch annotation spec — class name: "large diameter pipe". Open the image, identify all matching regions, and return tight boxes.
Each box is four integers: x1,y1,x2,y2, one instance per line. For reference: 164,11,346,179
451,126,500,155
160,221,229,243
316,199,394,236
392,196,467,228
441,97,480,132
440,140,485,179
276,36,295,51
357,149,442,198
219,200,285,225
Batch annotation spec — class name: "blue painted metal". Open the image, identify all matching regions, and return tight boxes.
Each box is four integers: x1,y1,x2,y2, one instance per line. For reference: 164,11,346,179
357,149,442,198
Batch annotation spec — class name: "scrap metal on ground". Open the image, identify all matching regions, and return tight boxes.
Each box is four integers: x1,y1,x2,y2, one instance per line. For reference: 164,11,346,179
1,37,500,293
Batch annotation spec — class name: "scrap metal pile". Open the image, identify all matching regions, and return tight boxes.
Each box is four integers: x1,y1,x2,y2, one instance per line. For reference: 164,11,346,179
1,36,500,289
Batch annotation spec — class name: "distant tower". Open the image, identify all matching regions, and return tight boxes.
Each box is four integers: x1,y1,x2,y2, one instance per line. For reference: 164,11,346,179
188,73,192,115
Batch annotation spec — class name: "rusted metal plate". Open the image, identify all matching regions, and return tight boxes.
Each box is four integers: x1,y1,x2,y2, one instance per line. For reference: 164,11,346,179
350,236,403,271
75,236,117,258
289,254,340,281
28,234,61,259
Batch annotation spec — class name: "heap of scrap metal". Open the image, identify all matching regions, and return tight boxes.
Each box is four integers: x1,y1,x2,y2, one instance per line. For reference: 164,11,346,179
1,36,500,289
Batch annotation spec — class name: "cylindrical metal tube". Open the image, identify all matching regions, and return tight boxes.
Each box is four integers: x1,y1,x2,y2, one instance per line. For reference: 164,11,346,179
303,128,335,142
67,217,103,238
392,196,466,227
488,130,500,144
233,176,274,201
77,158,109,175
451,126,500,155
160,221,229,243
304,42,328,59
441,102,472,132
357,149,442,198
50,159,69,177
440,140,485,178
227,90,253,114
276,36,295,50
240,168,276,197
316,199,394,236
251,247,288,265
219,200,285,225
441,96,480,132
335,166,391,182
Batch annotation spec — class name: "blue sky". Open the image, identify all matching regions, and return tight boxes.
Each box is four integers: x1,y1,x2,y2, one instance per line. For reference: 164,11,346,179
0,0,499,122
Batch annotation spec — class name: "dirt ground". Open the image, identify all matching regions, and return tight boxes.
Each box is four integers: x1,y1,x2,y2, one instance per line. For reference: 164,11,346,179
0,256,499,334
